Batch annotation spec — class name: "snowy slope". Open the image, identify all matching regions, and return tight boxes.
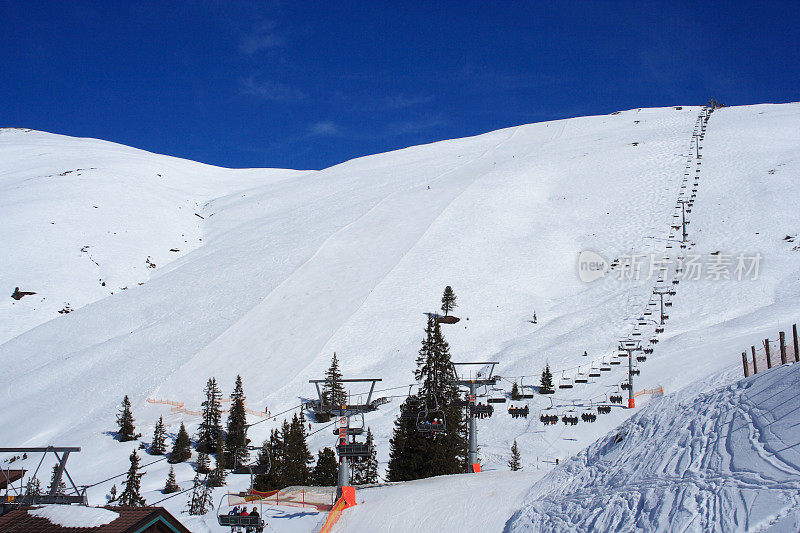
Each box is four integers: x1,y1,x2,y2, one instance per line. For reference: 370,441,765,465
1,103,799,532
507,361,800,532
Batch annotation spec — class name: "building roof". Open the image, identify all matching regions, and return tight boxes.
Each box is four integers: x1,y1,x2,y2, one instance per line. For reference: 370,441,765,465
0,469,26,490
0,506,191,533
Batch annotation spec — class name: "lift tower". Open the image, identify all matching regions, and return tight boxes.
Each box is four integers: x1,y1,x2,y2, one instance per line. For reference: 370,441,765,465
618,340,642,408
652,286,675,325
308,378,384,495
452,362,499,473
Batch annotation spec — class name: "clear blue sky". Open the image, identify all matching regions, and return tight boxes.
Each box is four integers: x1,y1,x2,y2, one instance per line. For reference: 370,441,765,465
2,1,798,170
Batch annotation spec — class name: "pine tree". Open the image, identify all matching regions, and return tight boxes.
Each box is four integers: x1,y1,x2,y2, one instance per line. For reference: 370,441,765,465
539,364,554,395
107,484,117,503
47,464,66,494
197,378,223,453
311,447,338,486
116,395,139,442
186,473,212,515
150,416,166,455
169,422,192,463
196,451,211,474
441,286,457,316
322,353,347,409
254,429,283,491
388,316,466,481
208,433,227,487
508,440,522,471
352,427,378,485
24,477,41,497
225,375,249,468
510,381,520,400
118,450,145,506
282,414,312,486
163,466,180,494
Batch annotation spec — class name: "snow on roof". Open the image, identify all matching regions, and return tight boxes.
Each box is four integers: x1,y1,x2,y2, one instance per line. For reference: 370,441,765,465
28,505,119,527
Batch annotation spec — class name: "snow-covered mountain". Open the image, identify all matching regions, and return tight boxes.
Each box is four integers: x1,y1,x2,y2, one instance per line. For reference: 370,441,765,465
1,102,799,531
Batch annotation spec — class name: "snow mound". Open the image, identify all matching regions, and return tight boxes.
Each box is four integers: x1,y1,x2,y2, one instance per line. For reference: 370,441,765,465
28,504,119,527
508,362,800,532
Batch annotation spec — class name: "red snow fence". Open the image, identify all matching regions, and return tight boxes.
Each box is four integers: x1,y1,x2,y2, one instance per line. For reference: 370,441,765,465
319,486,356,533
741,324,799,377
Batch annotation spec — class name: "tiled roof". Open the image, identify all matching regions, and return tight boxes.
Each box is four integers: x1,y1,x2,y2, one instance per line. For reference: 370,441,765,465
0,506,191,533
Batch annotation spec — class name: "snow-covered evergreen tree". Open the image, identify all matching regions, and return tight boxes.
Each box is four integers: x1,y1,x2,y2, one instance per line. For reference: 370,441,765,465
169,422,192,463
118,449,145,506
116,395,138,442
197,378,222,453
150,416,166,455
224,374,249,467
441,286,457,316
508,440,522,471
163,466,180,494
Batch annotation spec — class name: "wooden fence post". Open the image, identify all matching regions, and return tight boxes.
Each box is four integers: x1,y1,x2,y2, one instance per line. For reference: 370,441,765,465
742,352,749,377
765,339,772,369
752,346,758,374
794,324,799,363
780,331,787,365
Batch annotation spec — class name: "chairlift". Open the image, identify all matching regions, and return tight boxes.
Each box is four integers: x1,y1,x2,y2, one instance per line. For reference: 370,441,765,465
655,327,664,333
581,403,597,423
518,376,536,398
575,367,588,384
597,403,612,414
637,354,647,362
610,356,621,366
588,364,601,378
558,370,574,389
539,398,558,425
508,404,529,419
664,301,673,307
650,337,660,344
417,394,447,436
600,358,612,371
620,381,632,391
561,404,579,425
631,366,641,376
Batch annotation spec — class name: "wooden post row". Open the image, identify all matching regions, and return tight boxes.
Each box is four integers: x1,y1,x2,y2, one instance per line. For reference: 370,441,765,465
742,352,749,377
780,331,787,365
752,346,758,374
765,339,772,369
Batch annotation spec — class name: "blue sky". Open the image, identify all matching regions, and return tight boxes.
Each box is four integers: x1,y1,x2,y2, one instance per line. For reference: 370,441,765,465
2,1,798,170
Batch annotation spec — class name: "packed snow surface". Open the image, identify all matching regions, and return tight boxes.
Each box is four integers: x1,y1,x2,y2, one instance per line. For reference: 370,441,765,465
1,102,799,531
28,504,119,526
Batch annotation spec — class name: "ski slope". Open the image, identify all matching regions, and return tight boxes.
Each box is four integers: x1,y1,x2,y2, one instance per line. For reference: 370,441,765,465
1,103,799,531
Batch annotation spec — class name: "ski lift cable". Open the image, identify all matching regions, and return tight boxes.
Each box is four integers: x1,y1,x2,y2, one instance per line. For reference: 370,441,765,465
82,456,169,489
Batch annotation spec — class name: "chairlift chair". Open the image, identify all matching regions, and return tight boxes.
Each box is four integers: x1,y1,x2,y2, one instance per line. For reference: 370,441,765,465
581,404,597,423
417,409,447,436
575,367,589,384
558,370,574,389
561,404,579,426
600,358,612,371
637,354,647,362
219,445,267,533
539,398,559,425
588,364,601,378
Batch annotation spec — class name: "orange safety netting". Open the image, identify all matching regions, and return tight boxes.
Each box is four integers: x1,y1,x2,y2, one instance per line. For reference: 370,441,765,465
227,488,335,512
634,386,663,398
146,398,270,418
318,487,355,533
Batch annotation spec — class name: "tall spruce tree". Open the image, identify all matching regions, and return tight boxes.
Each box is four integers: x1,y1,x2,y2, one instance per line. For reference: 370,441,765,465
47,464,66,494
225,375,249,467
196,451,211,474
197,378,222,453
118,450,145,506
116,395,138,442
311,447,338,486
510,381,521,400
169,422,192,463
352,427,378,485
508,440,522,471
539,364,554,395
322,353,347,409
283,414,312,485
388,316,466,481
150,416,166,455
441,286,457,316
254,428,283,491
208,433,227,487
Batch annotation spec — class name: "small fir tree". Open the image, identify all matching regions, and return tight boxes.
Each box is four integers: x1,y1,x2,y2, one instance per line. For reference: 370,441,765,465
150,416,167,455
186,473,213,515
24,477,41,497
169,422,192,463
197,378,223,453
539,364,554,395
163,466,180,494
118,450,145,506
116,395,139,442
508,440,522,471
441,286,457,316
107,484,118,503
510,381,520,400
225,375,249,467
311,447,338,486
